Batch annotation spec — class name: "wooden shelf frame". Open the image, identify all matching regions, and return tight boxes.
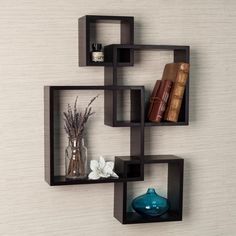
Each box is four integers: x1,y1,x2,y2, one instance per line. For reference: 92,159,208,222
79,15,134,66
44,85,145,186
114,155,184,224
44,15,189,224
104,44,190,126
104,44,189,67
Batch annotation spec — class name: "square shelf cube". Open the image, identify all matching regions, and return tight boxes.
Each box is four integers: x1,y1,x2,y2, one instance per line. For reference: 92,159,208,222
114,156,144,181
79,15,134,66
114,155,184,224
104,44,190,126
44,86,144,186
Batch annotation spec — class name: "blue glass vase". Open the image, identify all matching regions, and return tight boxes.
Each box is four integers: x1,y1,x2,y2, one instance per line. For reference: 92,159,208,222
132,188,169,217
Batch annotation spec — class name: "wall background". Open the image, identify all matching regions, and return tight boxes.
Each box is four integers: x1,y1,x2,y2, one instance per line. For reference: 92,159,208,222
1,0,236,235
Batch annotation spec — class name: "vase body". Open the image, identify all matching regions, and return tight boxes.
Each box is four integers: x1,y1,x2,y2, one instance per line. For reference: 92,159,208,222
132,188,169,217
65,138,87,179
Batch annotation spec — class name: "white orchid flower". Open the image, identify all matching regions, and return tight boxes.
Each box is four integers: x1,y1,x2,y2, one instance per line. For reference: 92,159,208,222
88,156,119,180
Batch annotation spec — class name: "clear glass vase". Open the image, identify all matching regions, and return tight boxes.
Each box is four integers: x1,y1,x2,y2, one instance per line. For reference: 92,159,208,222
65,137,87,179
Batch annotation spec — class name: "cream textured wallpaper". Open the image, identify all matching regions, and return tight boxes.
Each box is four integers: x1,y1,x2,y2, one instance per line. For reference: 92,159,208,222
1,0,236,235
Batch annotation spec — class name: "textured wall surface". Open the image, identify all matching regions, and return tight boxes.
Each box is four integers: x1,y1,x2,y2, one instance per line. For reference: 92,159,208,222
1,0,236,235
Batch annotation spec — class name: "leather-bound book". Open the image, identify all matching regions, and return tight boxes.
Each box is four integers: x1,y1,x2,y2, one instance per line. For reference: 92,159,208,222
148,80,173,122
163,63,190,122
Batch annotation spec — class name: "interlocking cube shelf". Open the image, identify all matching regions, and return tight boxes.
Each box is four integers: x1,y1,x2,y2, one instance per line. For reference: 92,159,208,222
44,85,144,186
104,44,190,126
114,155,184,224
104,44,189,67
44,15,189,224
79,15,134,66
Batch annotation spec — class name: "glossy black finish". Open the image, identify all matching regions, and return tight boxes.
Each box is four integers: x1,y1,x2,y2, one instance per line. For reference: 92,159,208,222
44,86,144,186
114,155,184,224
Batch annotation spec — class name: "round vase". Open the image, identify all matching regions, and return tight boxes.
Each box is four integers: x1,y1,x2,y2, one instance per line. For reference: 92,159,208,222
132,188,169,217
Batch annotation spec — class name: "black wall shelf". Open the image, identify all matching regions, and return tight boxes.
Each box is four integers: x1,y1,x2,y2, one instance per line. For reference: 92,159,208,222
104,44,190,126
79,15,134,66
104,44,189,67
44,85,144,186
44,15,190,225
114,155,184,224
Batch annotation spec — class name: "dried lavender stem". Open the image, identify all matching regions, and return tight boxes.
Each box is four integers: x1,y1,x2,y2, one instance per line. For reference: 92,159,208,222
64,95,98,178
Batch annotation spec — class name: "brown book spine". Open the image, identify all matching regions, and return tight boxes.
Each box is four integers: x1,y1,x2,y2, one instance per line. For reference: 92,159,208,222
148,80,173,122
147,80,161,118
164,63,190,122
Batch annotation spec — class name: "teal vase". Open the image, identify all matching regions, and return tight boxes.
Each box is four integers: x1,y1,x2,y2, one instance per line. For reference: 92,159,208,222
132,188,169,217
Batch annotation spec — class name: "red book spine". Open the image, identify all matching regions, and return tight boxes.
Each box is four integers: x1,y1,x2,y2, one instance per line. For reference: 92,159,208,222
148,80,173,122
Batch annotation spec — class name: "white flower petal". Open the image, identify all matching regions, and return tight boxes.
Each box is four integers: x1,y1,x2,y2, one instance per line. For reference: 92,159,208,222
111,171,119,178
89,158,117,179
99,172,110,178
106,161,114,170
99,156,106,169
90,160,99,171
103,164,113,175
88,171,100,180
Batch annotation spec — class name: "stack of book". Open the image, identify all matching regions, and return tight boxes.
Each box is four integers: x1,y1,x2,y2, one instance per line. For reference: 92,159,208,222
148,63,190,123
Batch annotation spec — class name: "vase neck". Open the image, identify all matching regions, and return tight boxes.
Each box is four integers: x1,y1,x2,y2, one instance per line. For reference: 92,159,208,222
147,188,157,194
69,137,83,147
